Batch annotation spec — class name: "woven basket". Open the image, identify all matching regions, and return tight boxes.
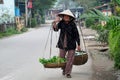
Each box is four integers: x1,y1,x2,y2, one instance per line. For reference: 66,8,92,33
44,63,66,68
73,51,88,65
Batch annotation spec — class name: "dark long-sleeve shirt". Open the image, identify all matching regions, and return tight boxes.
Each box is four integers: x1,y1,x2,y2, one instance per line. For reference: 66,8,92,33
53,20,80,50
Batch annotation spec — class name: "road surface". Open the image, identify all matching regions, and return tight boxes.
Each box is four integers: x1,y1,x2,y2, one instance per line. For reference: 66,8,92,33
0,24,93,80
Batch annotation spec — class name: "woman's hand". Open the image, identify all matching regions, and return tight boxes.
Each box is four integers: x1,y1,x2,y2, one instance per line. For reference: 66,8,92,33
54,16,61,22
52,21,57,28
77,46,81,51
52,16,60,29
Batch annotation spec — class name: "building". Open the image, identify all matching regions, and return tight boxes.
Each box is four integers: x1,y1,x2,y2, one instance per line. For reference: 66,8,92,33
0,0,27,32
0,0,15,23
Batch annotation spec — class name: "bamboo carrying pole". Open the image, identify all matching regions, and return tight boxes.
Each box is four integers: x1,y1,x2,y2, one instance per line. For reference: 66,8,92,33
78,20,87,52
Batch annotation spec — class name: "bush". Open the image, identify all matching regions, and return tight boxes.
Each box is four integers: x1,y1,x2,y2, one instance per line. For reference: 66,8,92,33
0,27,18,38
91,24,102,31
85,18,96,28
31,18,37,28
114,32,120,69
114,51,120,69
80,8,120,69
91,24,109,44
0,27,28,38
41,16,45,24
21,27,28,32
97,29,109,44
116,6,120,16
28,18,37,28
109,27,120,69
109,30,117,58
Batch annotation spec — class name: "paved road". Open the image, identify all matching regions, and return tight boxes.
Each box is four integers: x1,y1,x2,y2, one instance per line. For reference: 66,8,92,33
0,24,93,80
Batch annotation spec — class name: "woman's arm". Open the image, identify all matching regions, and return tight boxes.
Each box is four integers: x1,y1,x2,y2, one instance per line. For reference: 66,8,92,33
52,16,61,31
52,21,59,31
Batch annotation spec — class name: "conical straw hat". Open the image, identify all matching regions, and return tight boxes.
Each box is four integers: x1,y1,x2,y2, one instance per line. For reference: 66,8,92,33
58,9,75,19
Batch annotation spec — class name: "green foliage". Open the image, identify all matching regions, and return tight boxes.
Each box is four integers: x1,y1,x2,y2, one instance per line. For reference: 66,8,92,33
80,9,110,44
116,6,120,16
97,29,109,44
32,0,57,23
112,0,120,6
111,0,120,16
91,24,102,30
80,8,120,69
39,56,66,65
80,9,120,45
0,27,28,38
109,27,120,54
0,27,19,38
114,51,120,69
85,18,96,28
33,0,57,11
80,9,109,21
103,16,120,46
21,27,28,32
41,16,45,24
105,16,120,30
72,0,100,11
109,27,120,69
30,0,57,24
91,24,109,44
31,18,37,28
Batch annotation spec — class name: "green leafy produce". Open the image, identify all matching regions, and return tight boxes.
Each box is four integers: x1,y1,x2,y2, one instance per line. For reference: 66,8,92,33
75,51,86,56
39,56,66,65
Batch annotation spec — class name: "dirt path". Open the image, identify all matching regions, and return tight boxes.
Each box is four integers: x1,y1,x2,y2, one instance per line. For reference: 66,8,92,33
81,27,118,80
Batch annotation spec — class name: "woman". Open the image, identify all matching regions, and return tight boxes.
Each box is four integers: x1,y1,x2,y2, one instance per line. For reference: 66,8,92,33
52,10,80,78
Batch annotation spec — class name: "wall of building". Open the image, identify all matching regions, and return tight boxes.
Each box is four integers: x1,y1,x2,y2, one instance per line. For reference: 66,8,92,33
0,0,15,23
0,0,15,16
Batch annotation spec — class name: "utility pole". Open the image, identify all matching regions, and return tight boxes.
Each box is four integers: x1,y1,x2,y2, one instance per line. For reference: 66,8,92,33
25,0,28,27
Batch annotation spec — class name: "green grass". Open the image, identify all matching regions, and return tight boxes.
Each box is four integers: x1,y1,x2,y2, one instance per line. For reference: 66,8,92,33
0,27,28,38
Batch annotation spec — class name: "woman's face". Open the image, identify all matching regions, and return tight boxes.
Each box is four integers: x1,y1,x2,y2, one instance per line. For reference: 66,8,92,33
63,15,70,22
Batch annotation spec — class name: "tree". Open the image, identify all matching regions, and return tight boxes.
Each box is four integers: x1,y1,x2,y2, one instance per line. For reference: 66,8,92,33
32,0,57,23
33,0,56,10
111,0,120,15
56,0,77,10
72,0,111,11
72,0,98,11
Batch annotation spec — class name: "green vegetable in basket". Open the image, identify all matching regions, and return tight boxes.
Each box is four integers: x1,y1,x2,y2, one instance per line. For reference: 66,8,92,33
39,58,48,64
60,58,66,63
39,56,66,65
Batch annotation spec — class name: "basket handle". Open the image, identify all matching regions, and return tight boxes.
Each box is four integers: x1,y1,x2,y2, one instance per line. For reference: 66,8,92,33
78,20,87,53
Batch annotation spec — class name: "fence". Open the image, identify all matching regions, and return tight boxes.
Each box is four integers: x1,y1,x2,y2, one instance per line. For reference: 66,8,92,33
0,17,25,32
0,22,16,32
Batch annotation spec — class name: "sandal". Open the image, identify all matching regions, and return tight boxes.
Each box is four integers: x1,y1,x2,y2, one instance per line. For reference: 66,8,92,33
66,74,72,78
62,71,65,75
62,67,65,75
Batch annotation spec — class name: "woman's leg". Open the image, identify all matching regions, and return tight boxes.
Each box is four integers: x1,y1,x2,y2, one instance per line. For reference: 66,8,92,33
65,50,75,75
59,49,67,75
59,49,66,58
